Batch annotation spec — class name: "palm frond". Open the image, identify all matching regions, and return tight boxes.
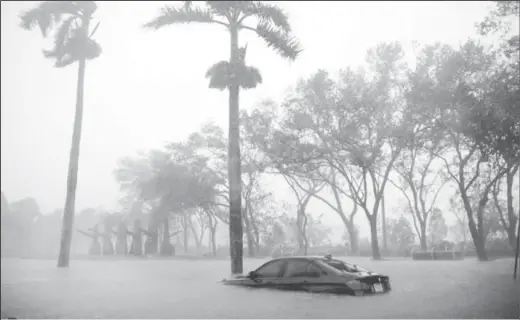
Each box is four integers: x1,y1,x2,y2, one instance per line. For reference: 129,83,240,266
20,6,52,36
243,1,291,33
254,22,302,60
76,1,97,17
49,15,77,56
43,30,102,68
43,47,76,68
205,60,262,90
242,66,262,89
19,1,80,36
205,61,229,77
205,1,235,17
206,61,230,90
83,39,102,60
54,53,76,68
143,5,218,29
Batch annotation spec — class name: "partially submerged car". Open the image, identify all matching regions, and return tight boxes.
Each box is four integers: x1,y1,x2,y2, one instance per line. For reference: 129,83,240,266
222,255,391,295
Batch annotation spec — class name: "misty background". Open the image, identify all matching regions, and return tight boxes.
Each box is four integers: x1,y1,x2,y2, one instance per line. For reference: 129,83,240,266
1,1,517,246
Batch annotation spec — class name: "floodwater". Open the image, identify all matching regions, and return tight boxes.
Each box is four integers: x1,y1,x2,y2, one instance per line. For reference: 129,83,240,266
1,257,519,318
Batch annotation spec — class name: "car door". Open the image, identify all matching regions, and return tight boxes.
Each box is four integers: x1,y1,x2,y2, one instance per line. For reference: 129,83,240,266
251,259,287,288
281,259,324,291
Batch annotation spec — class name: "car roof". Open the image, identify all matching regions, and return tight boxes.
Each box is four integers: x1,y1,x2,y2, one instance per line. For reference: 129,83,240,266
272,256,338,262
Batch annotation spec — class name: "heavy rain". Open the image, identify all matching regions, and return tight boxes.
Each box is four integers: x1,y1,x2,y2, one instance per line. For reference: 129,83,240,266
1,1,519,319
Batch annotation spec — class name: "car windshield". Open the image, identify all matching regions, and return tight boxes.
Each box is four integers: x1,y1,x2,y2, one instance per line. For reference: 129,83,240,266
322,260,368,273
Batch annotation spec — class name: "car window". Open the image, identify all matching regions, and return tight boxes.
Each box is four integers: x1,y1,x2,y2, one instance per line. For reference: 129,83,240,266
322,259,367,273
283,260,322,278
307,263,323,275
255,260,285,278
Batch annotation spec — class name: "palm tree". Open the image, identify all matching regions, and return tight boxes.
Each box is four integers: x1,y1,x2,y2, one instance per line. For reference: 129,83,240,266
19,1,102,267
144,1,301,275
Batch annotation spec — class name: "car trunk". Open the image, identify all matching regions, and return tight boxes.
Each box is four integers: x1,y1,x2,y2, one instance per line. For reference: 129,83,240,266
358,274,391,290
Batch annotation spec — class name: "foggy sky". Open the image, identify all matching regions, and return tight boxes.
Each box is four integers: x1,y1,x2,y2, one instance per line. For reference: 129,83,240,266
1,1,496,239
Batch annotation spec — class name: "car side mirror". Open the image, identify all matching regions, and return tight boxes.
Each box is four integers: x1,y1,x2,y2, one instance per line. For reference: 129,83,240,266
308,271,321,278
248,271,256,279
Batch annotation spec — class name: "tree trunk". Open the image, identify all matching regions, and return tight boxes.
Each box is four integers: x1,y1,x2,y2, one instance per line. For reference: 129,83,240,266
508,224,517,251
228,26,243,275
205,211,218,257
181,215,189,253
57,55,87,268
129,219,142,256
101,219,114,256
514,199,519,278
506,166,518,250
242,206,255,257
462,221,467,252
90,235,101,256
296,208,304,255
297,197,311,255
370,217,382,260
459,180,488,261
161,218,174,256
144,221,159,255
301,210,309,255
382,194,387,252
345,221,358,254
198,219,206,248
468,217,488,261
210,218,218,257
115,222,127,255
332,185,358,255
188,216,201,251
249,210,261,253
420,223,427,251
161,218,170,252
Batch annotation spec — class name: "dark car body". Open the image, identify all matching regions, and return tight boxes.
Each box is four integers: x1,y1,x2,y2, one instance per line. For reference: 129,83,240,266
222,256,391,295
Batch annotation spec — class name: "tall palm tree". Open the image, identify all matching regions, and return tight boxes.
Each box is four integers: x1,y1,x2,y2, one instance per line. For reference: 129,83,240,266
19,1,102,267
144,1,301,275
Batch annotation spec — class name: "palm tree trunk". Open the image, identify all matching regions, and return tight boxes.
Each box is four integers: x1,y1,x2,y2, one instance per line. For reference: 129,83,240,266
228,26,243,275
57,55,87,268
514,172,519,279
